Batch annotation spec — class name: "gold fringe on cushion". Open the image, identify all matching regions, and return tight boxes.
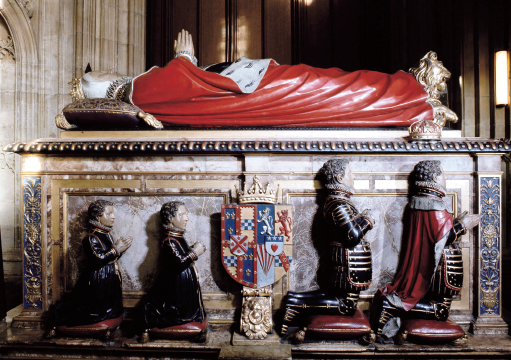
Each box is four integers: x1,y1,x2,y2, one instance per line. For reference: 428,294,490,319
137,111,164,129
55,112,76,130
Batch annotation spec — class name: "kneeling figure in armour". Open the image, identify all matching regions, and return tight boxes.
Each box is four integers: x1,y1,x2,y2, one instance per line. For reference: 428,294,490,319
372,160,480,341
281,159,375,335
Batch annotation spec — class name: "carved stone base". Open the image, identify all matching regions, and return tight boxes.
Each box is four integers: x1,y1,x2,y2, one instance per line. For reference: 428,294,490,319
240,286,273,340
473,316,509,335
11,311,45,329
219,344,292,360
232,332,280,346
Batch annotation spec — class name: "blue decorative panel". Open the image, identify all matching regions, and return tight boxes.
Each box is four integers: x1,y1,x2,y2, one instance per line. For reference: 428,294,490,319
479,176,501,316
23,176,42,310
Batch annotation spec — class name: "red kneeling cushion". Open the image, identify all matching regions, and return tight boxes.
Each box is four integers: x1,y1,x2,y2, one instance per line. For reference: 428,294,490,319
56,315,123,337
149,319,208,340
306,309,371,340
401,317,465,344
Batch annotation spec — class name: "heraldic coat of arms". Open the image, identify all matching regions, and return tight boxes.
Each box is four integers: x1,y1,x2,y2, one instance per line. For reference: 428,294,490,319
221,204,293,288
221,175,293,340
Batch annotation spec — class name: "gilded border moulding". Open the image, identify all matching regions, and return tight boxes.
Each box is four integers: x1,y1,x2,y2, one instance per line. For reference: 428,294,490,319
22,176,42,310
478,176,501,316
3,139,511,155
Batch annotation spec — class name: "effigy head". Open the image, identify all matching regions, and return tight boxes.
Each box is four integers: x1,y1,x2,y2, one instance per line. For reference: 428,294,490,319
88,200,115,229
88,200,114,221
409,51,451,100
320,159,354,193
161,201,188,231
69,68,132,102
413,160,446,195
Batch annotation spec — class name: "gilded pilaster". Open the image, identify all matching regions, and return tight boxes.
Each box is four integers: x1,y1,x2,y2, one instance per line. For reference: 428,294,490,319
22,176,42,310
473,154,509,334
478,176,501,316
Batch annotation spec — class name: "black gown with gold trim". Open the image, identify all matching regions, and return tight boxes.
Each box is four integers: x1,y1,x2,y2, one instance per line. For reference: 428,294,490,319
133,231,206,333
52,225,123,327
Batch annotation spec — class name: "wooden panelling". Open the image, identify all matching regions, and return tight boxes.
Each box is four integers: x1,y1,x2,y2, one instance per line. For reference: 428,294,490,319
145,0,510,141
478,2,491,138
172,0,198,58
303,0,331,68
199,0,226,65
331,0,362,70
236,0,262,60
263,0,292,64
463,1,476,137
492,0,507,139
146,0,169,68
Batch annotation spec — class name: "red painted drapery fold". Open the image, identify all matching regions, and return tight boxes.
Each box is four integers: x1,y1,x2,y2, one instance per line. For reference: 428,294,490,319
382,209,453,311
131,57,433,127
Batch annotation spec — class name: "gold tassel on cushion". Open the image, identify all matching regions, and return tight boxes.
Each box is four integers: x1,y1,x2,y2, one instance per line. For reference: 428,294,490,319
55,112,76,130
137,111,164,129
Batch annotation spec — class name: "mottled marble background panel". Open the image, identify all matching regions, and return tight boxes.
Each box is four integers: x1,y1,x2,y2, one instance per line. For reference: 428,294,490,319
66,195,225,294
289,193,454,295
65,191,456,297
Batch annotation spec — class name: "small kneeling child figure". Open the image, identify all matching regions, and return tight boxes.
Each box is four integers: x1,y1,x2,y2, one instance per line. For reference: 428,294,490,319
372,160,480,344
133,201,208,342
45,200,132,339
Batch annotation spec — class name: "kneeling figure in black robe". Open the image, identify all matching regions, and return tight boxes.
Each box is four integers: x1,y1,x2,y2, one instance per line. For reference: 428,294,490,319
133,201,207,335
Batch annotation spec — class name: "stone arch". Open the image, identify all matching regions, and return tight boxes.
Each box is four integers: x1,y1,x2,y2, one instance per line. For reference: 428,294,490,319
0,0,39,142
0,0,39,271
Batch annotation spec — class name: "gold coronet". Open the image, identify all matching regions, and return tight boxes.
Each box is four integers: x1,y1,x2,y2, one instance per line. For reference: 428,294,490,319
235,175,278,204
408,119,442,141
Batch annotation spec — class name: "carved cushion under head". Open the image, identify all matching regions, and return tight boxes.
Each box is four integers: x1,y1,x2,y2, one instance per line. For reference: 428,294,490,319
58,98,150,130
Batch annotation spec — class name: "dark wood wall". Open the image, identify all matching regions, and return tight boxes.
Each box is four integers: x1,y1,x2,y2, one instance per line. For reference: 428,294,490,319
146,0,467,127
146,0,465,71
146,0,292,67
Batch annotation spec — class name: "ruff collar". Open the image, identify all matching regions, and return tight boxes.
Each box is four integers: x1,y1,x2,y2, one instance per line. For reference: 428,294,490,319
89,219,113,233
163,223,185,237
415,180,446,197
325,183,354,196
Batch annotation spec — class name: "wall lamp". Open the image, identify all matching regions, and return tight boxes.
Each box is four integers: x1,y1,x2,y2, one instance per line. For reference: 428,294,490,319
496,50,509,106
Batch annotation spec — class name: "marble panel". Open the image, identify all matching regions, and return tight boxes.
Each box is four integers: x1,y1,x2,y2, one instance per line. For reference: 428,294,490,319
311,154,475,174
288,193,455,294
65,194,228,295
245,155,314,174
477,154,503,172
39,155,243,173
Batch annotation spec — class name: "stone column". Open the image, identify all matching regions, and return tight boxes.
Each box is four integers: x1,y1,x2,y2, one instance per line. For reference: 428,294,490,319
74,0,146,78
473,154,509,334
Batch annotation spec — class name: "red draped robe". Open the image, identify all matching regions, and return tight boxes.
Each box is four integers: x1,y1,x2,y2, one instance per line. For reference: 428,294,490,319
382,209,453,311
131,57,433,128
